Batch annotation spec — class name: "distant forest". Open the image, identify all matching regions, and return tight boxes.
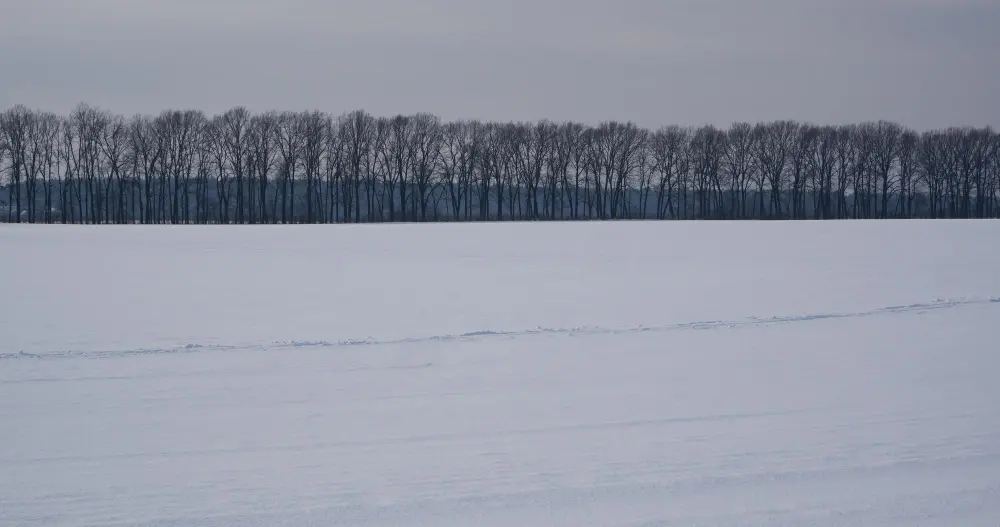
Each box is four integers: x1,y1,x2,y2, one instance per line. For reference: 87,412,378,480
1,104,997,224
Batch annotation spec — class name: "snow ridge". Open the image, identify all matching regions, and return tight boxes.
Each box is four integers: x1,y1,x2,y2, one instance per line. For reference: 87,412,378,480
3,296,997,360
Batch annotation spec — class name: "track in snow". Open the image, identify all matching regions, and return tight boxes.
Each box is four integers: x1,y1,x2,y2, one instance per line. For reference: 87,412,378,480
5,296,997,360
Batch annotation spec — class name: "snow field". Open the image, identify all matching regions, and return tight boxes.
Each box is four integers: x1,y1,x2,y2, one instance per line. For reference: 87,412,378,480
1,220,999,526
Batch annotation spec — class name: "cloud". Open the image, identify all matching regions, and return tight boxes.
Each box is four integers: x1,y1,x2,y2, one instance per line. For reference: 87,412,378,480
0,0,996,129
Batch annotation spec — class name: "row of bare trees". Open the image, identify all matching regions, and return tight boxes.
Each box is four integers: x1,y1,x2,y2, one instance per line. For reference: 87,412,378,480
2,104,998,224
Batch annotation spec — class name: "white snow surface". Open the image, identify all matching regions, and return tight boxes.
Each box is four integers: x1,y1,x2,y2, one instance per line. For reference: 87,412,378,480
1,220,999,526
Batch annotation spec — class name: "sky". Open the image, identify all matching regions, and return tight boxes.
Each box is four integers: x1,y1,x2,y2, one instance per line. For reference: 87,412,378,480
0,0,997,130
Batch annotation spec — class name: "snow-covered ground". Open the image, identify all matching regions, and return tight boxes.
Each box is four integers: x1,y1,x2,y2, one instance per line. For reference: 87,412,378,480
2,221,999,526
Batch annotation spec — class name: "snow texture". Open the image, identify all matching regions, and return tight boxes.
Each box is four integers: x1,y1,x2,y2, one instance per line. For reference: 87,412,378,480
2,220,999,526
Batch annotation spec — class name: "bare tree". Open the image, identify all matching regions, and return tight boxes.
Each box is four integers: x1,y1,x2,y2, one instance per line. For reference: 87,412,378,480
987,130,1000,217
337,110,374,223
2,103,998,224
364,118,388,220
478,123,508,221
722,122,757,219
219,107,251,223
788,124,814,220
965,127,993,219
754,121,796,219
868,121,904,218
1,105,33,222
248,112,278,224
127,115,157,224
36,113,60,223
804,126,837,219
382,115,412,221
689,125,726,219
99,114,128,223
301,111,328,223
409,113,442,221
511,120,553,220
0,116,10,221
274,112,304,223
321,119,343,222
440,120,479,221
546,122,577,220
650,126,689,220
896,129,919,218
831,125,858,219
920,130,948,218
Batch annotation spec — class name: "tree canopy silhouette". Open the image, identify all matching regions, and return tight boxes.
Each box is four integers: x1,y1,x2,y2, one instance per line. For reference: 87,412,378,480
1,104,997,224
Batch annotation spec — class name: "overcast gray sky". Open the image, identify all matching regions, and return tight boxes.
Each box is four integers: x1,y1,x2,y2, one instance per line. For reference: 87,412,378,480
1,0,997,129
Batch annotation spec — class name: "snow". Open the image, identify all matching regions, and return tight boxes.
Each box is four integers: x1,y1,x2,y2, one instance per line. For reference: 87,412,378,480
1,220,999,526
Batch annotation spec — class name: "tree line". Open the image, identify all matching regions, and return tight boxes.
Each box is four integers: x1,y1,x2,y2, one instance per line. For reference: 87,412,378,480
1,103,997,224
